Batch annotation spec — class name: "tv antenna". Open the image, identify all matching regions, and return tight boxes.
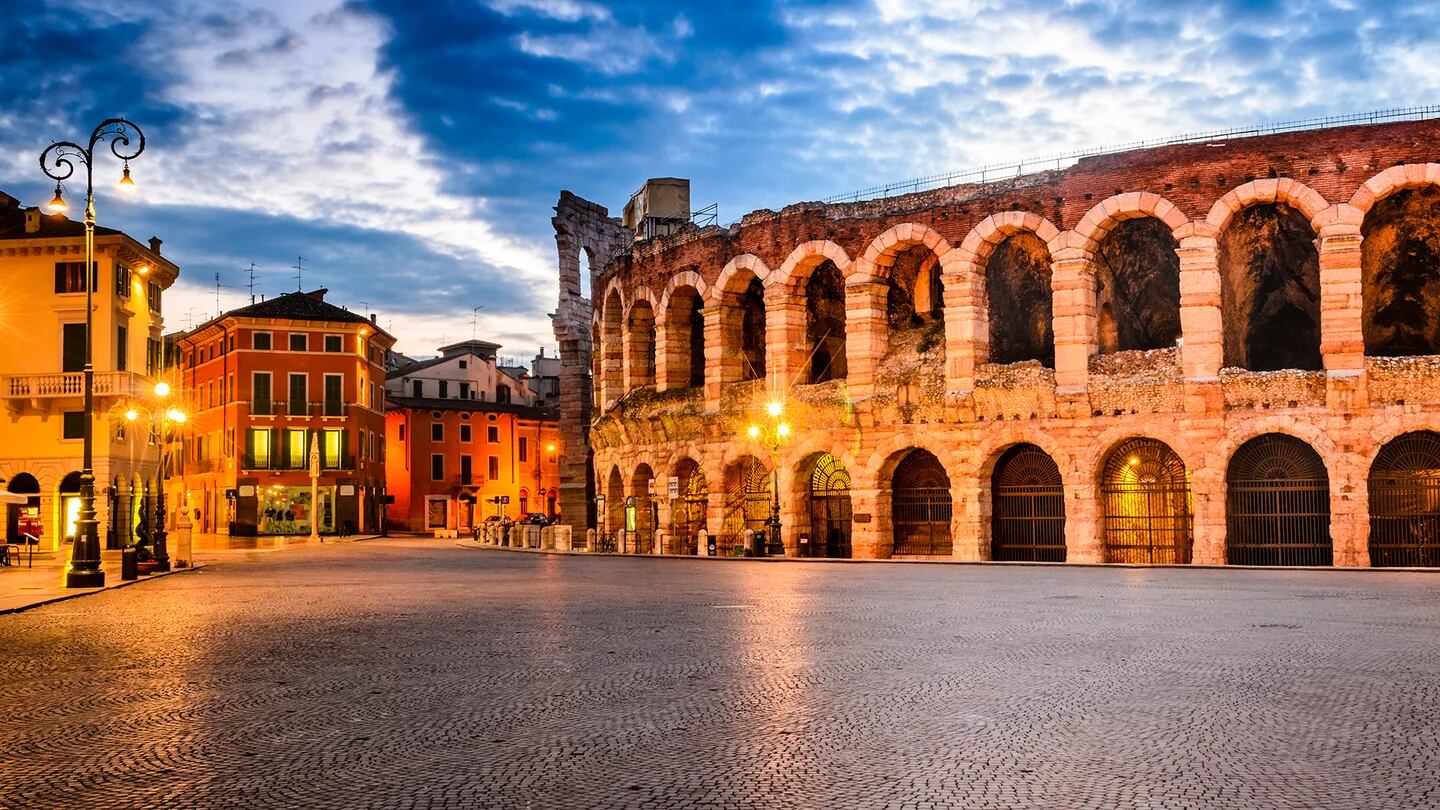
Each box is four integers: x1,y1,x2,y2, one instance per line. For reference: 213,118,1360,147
292,255,307,291
472,306,485,340
246,262,261,304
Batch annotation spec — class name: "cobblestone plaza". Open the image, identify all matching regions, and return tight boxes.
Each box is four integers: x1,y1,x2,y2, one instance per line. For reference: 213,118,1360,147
3,540,1439,809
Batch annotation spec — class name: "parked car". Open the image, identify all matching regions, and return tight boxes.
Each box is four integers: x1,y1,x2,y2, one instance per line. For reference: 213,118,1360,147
518,513,551,526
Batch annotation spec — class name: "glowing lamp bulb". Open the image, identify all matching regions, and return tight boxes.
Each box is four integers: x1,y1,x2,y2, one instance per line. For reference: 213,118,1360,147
766,400,783,418
777,423,791,438
46,183,67,214
136,264,150,276
125,409,139,422
154,381,171,397
747,425,760,439
167,408,186,423
1128,456,1140,466
546,444,556,453
117,161,136,191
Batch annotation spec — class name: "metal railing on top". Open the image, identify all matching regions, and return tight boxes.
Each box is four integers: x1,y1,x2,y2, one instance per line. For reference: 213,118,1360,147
823,105,1440,204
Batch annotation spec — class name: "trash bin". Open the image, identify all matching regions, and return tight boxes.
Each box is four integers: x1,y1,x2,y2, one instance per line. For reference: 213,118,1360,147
751,530,767,558
120,547,138,581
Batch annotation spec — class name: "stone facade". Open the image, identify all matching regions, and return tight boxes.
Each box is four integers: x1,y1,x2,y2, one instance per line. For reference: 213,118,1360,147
558,118,1440,566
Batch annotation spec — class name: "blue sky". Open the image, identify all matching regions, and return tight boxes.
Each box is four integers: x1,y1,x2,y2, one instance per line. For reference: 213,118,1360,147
4,0,1439,357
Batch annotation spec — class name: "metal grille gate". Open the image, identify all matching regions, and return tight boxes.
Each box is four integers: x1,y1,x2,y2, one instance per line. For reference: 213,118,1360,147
670,461,707,555
991,444,1066,562
1369,430,1440,568
1226,434,1332,566
1101,438,1193,564
891,450,952,556
808,453,852,558
721,459,769,556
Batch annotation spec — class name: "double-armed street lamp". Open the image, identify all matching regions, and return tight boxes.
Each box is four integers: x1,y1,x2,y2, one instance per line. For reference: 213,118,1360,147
125,381,186,571
746,400,790,557
41,118,146,588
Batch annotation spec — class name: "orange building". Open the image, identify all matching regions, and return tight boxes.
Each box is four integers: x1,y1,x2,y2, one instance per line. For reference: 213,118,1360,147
168,289,395,535
384,398,560,532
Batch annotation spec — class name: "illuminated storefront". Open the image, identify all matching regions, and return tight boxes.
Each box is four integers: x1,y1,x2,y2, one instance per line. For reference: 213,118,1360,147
257,484,335,535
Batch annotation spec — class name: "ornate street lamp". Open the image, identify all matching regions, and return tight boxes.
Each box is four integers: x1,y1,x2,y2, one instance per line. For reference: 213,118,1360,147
746,400,790,557
41,118,146,588
126,381,184,572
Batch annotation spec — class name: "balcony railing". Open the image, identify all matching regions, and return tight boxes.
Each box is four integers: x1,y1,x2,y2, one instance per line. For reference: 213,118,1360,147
249,399,349,417
4,370,145,400
240,453,356,472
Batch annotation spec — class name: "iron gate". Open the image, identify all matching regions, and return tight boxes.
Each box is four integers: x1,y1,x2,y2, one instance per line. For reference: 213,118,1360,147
1101,438,1193,564
1369,430,1440,567
721,458,770,555
670,460,708,555
808,453,852,558
991,444,1066,562
892,450,952,556
1226,434,1332,566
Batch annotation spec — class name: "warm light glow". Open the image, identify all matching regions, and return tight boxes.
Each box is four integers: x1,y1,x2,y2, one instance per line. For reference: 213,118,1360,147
546,443,556,453
777,423,791,438
154,381,171,397
1128,456,1140,466
747,425,761,439
136,263,150,276
64,497,81,539
117,162,137,191
360,327,370,336
46,183,66,214
766,400,783,418
167,408,186,423
125,409,139,422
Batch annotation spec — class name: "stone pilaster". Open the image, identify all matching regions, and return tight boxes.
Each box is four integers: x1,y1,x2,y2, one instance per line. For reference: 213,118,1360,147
1051,252,1096,393
844,281,890,406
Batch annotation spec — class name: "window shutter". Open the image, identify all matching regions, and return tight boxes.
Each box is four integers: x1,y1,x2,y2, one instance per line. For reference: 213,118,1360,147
54,262,65,293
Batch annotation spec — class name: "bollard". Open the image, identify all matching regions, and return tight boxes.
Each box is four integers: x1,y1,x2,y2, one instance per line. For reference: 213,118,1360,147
585,528,595,551
653,529,665,555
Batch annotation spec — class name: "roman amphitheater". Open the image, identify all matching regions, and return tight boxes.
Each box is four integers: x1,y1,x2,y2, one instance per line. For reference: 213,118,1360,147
549,113,1440,566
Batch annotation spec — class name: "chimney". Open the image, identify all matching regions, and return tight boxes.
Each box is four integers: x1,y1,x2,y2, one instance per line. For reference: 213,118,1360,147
306,287,329,301
148,236,163,255
23,208,41,234
369,313,377,324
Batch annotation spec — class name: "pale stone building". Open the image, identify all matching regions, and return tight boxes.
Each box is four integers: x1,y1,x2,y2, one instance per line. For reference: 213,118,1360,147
553,116,1440,566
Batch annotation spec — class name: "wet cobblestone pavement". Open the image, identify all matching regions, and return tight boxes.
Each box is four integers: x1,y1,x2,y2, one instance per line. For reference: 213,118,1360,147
3,538,1439,809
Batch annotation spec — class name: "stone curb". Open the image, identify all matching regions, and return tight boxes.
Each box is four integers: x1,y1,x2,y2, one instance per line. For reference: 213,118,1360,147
0,565,207,617
454,540,1440,574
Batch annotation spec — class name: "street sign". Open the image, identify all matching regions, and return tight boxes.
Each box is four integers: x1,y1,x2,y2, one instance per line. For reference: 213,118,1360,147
667,476,679,500
500,495,510,504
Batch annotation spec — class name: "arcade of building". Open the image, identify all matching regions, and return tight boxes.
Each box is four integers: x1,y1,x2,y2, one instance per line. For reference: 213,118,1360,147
560,119,1440,567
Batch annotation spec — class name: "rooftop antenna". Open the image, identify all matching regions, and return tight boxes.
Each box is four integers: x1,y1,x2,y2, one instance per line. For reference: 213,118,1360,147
184,307,195,331
214,272,224,316
292,255,307,291
472,305,485,340
359,301,372,319
246,262,261,304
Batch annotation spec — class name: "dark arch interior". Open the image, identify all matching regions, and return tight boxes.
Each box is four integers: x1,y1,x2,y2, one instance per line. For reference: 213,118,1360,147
7,472,40,493
806,260,848,383
59,471,83,494
627,302,655,387
986,232,1054,366
891,449,952,556
1362,186,1440,357
1225,434,1331,566
670,458,707,554
1095,217,1182,353
886,244,945,357
1368,430,1440,567
740,278,766,381
1218,203,1322,371
990,443,1066,562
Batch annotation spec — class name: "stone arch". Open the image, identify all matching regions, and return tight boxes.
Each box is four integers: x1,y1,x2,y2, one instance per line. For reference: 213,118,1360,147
773,241,855,385
1205,178,1330,236
1224,433,1333,566
792,451,852,558
1367,428,1440,567
1357,175,1440,357
630,462,657,551
775,240,853,291
719,453,770,555
1348,164,1440,217
887,448,954,557
669,456,708,554
657,279,707,391
1075,195,1188,355
989,442,1068,563
709,254,770,385
1096,436,1194,564
602,465,625,537
1216,198,1323,371
1072,192,1191,249
952,212,1062,368
624,291,657,390
598,288,625,405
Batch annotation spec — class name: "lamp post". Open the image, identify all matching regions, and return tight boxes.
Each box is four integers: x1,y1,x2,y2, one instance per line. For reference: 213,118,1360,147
746,400,790,557
127,382,185,572
41,118,145,588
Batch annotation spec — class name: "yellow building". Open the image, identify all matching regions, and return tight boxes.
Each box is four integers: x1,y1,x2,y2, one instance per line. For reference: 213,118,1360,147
0,191,179,552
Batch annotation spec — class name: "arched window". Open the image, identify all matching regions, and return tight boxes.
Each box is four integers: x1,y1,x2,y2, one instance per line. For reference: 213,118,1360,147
986,232,1054,366
807,453,851,558
670,458,707,555
626,300,656,389
1226,434,1331,566
991,444,1066,562
1361,186,1440,357
806,261,847,383
891,449,951,556
1094,217,1181,353
1368,431,1440,567
1218,203,1321,371
1100,438,1193,564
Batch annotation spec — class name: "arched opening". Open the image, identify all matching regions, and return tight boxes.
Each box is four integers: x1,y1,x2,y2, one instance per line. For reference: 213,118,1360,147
1368,430,1440,567
1218,203,1322,371
600,290,625,402
806,453,852,558
604,466,624,542
58,471,83,541
669,458,707,554
740,278,766,381
721,455,769,556
990,444,1066,562
891,449,951,556
1361,186,1440,357
1094,217,1182,353
631,463,655,553
662,286,706,389
986,232,1054,366
806,260,847,383
6,471,42,542
626,300,656,389
884,244,945,359
1225,434,1332,566
1100,438,1193,564
590,321,602,410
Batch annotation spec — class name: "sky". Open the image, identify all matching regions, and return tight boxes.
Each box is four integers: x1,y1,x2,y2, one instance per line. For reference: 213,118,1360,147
3,0,1439,358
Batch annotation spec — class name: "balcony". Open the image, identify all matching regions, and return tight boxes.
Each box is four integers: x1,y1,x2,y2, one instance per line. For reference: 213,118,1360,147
3,370,145,402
